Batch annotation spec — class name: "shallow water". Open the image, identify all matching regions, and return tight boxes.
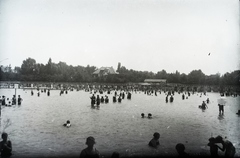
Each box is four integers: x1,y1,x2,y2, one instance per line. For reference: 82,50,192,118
0,89,239,157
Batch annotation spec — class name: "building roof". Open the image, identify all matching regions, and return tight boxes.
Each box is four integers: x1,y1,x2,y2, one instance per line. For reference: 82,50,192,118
144,79,166,83
138,82,151,86
93,67,119,75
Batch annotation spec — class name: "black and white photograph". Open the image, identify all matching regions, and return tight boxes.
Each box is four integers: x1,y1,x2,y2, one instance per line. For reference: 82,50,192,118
0,0,239,158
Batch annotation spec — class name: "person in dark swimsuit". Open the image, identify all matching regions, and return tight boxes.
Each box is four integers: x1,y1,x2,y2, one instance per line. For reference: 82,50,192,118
80,136,100,158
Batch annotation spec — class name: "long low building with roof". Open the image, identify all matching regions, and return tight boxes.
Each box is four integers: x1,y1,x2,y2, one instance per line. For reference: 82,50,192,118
143,79,167,85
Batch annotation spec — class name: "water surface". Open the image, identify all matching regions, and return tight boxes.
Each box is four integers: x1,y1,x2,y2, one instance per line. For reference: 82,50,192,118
0,89,239,157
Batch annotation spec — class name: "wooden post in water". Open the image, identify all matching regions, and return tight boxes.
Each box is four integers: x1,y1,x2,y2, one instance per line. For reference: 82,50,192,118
15,84,18,106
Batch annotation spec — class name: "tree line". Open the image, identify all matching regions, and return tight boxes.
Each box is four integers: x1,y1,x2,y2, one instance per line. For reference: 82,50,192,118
0,57,239,85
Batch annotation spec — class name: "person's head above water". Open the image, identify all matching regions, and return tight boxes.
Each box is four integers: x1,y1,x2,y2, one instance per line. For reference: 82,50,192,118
148,113,152,118
175,143,185,152
66,120,70,124
86,136,96,146
2,132,8,140
153,132,160,139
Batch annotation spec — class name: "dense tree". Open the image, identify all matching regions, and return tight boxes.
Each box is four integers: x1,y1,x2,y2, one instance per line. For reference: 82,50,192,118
21,58,37,75
0,57,239,86
156,70,167,79
188,70,205,84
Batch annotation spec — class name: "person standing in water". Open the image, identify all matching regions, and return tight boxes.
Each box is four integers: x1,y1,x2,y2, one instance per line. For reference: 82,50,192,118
96,95,100,107
90,94,96,107
201,101,208,110
218,96,226,115
165,95,168,103
17,95,23,105
218,104,224,115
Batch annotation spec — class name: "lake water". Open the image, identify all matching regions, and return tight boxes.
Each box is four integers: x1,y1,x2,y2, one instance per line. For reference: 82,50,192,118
0,89,239,158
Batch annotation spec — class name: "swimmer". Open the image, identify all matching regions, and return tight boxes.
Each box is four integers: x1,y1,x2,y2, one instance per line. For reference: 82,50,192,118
148,132,160,148
148,113,152,119
141,113,145,118
63,120,71,128
175,143,190,157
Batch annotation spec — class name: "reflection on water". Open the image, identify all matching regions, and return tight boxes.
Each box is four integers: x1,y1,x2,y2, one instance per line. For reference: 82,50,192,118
0,89,239,157
217,114,224,120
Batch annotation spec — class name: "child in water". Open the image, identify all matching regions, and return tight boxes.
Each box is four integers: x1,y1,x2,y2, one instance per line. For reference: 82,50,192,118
148,132,160,148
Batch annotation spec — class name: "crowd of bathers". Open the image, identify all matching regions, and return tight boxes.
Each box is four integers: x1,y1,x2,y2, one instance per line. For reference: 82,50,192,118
0,86,239,158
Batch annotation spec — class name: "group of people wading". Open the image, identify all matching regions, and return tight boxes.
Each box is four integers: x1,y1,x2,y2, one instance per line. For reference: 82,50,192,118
0,95,23,107
90,91,132,108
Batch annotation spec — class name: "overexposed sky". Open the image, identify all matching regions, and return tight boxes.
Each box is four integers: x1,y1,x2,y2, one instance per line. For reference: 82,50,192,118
0,0,239,75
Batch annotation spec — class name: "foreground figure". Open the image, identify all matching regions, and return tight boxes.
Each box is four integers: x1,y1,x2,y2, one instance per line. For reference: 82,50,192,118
80,136,100,158
175,143,190,158
215,136,235,158
0,132,12,157
148,132,160,148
